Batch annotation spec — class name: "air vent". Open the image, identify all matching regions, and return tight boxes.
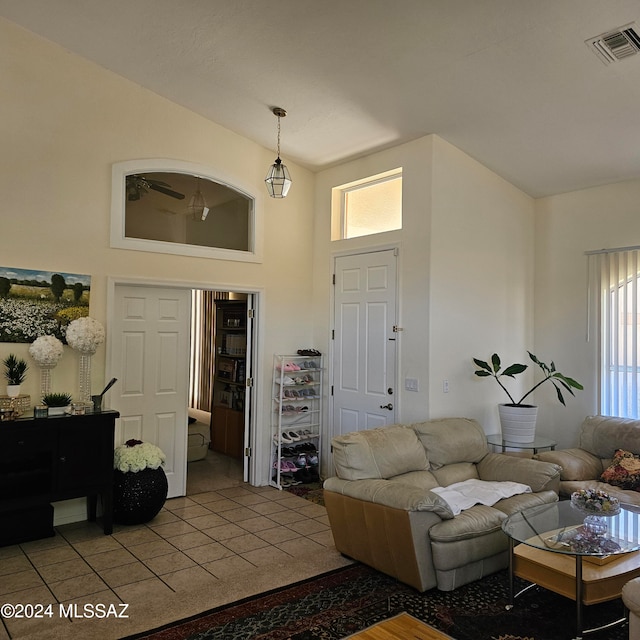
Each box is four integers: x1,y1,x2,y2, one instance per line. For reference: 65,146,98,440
587,23,640,64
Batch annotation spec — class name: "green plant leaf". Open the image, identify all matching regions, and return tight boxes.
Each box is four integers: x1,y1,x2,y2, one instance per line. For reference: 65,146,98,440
553,373,583,390
473,358,492,372
491,353,501,372
527,352,540,365
474,370,492,377
553,383,566,406
502,363,527,377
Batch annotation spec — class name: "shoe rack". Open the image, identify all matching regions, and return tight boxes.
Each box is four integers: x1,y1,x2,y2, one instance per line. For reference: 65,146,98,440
271,352,323,490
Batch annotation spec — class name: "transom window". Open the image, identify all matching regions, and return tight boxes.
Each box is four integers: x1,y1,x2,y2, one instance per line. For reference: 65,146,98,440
332,169,402,240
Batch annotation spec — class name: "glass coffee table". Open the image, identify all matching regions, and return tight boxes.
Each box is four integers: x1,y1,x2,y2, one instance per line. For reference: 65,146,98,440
503,501,640,639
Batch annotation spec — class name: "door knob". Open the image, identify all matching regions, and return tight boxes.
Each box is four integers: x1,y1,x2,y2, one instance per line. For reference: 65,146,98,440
379,403,393,410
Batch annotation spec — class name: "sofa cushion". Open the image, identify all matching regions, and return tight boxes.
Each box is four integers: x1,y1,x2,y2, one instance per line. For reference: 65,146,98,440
428,504,505,543
600,449,640,490
412,418,487,469
432,462,479,487
534,448,603,481
580,415,640,459
387,469,440,491
331,424,429,481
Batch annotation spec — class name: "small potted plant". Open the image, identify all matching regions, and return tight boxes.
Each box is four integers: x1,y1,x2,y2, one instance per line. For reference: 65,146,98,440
473,352,583,442
42,392,73,416
3,354,28,397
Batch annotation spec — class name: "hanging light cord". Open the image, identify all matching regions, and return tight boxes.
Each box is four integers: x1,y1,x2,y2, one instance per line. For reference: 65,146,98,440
276,114,282,160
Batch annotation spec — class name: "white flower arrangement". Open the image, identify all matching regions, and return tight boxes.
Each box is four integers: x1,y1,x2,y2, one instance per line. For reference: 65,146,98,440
114,439,166,473
66,317,105,355
29,335,64,367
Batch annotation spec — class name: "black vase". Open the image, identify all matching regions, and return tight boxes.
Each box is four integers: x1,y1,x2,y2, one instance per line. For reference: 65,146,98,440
112,467,168,525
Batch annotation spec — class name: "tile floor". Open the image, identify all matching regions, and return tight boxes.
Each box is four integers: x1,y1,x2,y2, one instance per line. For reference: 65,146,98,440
0,452,347,640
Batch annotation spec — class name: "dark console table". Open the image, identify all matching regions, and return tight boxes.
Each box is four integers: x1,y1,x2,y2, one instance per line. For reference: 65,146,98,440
0,409,119,546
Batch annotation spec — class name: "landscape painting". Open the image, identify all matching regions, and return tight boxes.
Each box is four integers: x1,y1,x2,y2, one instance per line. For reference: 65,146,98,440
0,266,91,343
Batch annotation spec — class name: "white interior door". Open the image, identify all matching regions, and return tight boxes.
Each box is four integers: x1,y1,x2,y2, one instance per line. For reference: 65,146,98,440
111,285,191,498
332,249,398,434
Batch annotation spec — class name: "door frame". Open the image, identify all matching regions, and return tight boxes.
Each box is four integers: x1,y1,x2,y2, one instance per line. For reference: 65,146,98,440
106,276,264,488
328,243,401,443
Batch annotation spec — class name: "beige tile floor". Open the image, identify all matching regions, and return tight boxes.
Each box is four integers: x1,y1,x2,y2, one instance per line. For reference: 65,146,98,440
0,452,350,640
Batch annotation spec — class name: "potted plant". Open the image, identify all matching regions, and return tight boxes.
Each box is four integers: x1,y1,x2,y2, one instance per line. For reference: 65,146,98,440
473,352,583,442
42,392,73,416
3,354,28,397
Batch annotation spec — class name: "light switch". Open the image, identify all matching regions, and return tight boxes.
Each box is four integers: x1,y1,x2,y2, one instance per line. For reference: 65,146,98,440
405,378,419,392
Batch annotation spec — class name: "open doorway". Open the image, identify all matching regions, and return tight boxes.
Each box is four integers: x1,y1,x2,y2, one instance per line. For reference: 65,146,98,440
109,280,258,499
186,290,251,495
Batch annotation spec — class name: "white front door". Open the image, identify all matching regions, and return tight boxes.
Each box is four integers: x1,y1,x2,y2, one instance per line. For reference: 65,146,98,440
111,285,191,498
332,249,398,434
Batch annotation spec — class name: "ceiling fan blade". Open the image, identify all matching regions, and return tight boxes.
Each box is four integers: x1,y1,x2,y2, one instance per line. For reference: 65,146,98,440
149,183,185,200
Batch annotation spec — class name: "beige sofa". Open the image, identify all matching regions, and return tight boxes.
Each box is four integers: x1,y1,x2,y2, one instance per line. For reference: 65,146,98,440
623,578,640,640
323,418,561,592
534,415,640,506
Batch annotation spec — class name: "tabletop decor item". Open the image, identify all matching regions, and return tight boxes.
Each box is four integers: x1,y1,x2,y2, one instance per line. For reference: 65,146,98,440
113,439,168,525
3,353,28,397
29,335,64,396
571,488,620,515
571,488,620,535
65,317,105,403
42,392,73,416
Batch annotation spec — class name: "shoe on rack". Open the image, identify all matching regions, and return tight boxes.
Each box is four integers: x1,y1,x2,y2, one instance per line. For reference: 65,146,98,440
286,430,301,441
280,432,294,444
282,376,296,386
282,472,301,485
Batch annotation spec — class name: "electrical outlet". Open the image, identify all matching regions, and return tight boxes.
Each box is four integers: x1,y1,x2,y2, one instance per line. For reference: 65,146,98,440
443,380,449,393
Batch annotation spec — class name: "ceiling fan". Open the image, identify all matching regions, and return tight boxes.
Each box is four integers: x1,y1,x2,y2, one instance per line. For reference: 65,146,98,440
126,174,185,201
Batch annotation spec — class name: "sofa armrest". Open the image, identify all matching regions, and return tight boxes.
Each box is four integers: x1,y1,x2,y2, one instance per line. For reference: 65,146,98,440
533,448,604,481
476,452,561,493
323,476,454,519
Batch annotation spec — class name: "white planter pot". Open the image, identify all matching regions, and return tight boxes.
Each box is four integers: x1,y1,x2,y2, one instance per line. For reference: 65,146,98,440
498,404,538,443
6,384,21,397
47,405,70,416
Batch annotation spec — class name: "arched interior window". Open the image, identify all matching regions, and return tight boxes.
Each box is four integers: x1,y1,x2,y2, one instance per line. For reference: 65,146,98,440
111,160,261,262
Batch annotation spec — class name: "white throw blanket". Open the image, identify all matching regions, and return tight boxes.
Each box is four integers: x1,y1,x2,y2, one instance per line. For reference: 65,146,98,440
431,479,531,516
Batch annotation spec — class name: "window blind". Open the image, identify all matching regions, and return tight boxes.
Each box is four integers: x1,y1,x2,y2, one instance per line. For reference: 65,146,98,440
588,248,640,417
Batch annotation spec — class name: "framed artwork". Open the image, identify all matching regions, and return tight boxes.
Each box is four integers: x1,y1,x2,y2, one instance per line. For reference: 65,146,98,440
0,266,91,343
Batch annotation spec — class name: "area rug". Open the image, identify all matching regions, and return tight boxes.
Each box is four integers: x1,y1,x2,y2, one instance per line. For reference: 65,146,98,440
122,563,628,640
284,481,324,505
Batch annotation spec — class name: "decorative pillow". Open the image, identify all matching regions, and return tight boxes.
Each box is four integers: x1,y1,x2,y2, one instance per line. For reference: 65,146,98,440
601,449,640,490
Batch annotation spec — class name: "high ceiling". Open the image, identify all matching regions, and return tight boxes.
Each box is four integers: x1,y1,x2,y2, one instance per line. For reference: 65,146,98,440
2,0,640,198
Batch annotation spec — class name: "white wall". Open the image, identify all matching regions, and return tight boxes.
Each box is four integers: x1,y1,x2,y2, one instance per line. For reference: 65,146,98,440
429,137,535,432
0,18,317,520
534,179,640,448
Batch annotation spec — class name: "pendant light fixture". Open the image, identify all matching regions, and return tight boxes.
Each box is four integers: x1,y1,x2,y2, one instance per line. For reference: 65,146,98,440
186,176,209,221
265,107,292,198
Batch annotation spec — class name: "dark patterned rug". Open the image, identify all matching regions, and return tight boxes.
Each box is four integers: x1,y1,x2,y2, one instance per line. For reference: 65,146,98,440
284,481,324,505
122,563,628,640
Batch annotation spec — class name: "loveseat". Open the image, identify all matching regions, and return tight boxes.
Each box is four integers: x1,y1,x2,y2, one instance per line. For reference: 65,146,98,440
323,418,561,592
534,415,640,506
